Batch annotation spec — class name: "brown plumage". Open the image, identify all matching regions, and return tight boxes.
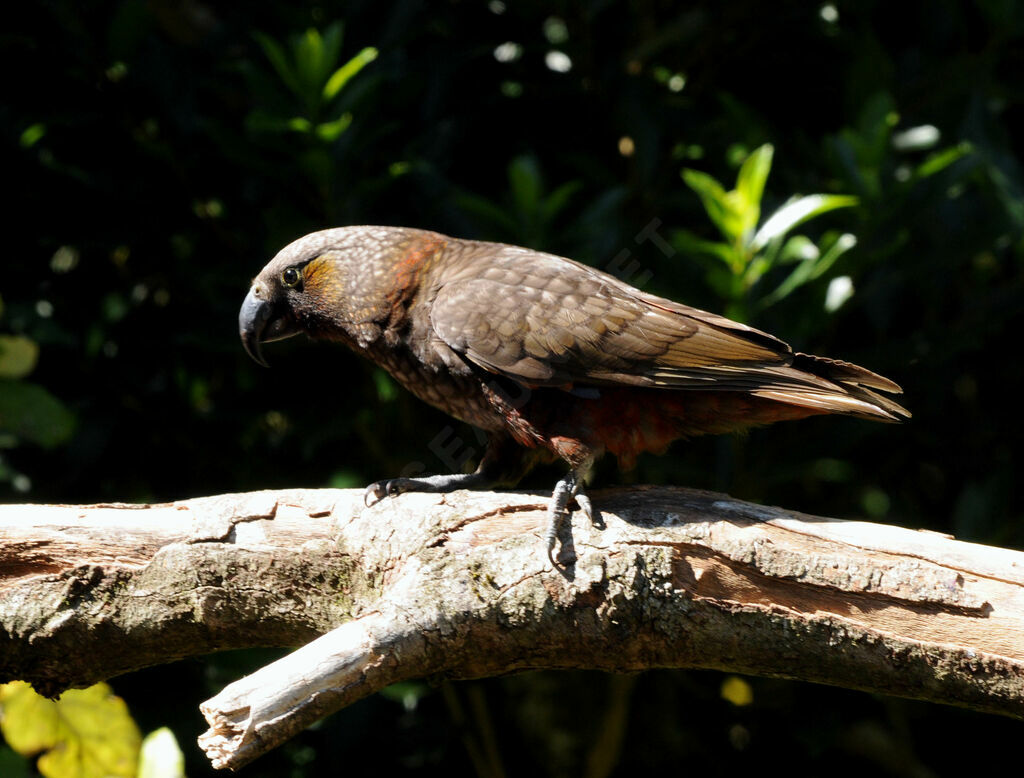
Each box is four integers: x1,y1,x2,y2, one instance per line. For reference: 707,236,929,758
239,226,909,563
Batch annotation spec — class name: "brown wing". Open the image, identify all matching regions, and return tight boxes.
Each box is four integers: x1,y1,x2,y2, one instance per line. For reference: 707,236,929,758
428,245,908,420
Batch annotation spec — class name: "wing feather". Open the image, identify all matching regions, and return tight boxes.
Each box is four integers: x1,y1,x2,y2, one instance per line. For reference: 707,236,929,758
426,244,908,420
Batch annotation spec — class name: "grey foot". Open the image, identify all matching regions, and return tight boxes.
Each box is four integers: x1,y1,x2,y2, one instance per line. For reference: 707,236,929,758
545,462,597,567
364,471,494,507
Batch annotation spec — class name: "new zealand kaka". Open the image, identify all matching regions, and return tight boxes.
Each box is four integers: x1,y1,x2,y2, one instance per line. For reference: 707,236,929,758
239,226,908,562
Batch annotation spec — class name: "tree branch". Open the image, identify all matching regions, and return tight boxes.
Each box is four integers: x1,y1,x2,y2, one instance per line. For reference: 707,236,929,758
2,487,1022,770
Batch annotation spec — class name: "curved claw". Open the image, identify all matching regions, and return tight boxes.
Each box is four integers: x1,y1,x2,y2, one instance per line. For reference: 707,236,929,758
574,492,594,523
545,510,565,567
364,477,423,507
363,483,385,508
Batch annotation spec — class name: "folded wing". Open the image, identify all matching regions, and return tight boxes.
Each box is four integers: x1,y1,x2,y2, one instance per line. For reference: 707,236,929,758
428,248,909,421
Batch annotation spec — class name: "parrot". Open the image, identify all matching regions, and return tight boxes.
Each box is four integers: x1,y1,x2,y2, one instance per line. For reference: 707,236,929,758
239,226,908,563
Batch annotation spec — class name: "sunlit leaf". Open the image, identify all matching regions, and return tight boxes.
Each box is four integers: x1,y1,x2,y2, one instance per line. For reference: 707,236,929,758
915,141,973,179
294,29,327,97
138,728,185,778
0,681,141,778
757,232,857,309
0,380,76,448
751,194,858,252
744,254,773,287
891,124,940,152
380,681,431,711
777,234,819,264
824,275,854,312
681,168,737,241
720,676,753,706
0,336,39,379
735,143,773,234
314,113,352,141
323,47,379,101
20,124,46,149
807,232,858,281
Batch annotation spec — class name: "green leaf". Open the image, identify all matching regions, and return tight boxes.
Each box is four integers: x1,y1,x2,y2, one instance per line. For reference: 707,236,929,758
743,254,773,287
0,336,39,379
253,31,300,97
323,47,378,101
807,231,858,282
453,193,519,236
681,168,737,240
540,180,583,224
824,275,855,312
0,682,141,778
735,143,774,234
757,232,857,309
294,29,326,95
915,141,973,179
0,379,76,448
508,155,543,218
379,681,431,710
777,234,819,264
138,728,185,778
751,194,858,252
287,116,313,133
20,124,46,149
671,228,736,267
314,113,352,141
328,470,363,488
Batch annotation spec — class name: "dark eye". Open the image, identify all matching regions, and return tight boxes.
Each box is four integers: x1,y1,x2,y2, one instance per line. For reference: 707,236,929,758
281,267,302,288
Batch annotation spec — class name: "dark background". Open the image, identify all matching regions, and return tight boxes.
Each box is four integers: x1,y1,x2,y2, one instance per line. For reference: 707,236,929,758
4,0,1023,775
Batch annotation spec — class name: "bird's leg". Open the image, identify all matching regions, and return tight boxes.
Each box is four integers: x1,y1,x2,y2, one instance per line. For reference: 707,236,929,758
364,434,535,507
545,456,596,567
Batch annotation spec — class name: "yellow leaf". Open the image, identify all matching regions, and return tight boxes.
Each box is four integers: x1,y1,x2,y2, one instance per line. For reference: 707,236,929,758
0,336,39,379
720,675,754,707
0,681,141,778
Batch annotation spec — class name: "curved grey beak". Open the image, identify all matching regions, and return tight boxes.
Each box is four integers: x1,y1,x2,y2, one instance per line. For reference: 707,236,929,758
239,286,300,367
239,287,273,367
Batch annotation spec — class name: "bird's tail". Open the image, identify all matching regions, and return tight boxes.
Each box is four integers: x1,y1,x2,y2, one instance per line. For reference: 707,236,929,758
750,353,911,422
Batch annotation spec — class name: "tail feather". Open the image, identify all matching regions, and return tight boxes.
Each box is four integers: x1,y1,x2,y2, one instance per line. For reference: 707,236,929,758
772,352,910,422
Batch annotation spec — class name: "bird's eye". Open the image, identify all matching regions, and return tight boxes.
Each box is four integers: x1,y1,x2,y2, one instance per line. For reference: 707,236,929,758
281,267,303,288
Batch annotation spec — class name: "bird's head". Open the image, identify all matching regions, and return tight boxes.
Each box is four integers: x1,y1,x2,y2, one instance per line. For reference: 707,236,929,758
239,226,441,366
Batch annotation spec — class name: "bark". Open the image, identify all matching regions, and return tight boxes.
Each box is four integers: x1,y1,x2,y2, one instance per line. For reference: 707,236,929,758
1,487,1022,770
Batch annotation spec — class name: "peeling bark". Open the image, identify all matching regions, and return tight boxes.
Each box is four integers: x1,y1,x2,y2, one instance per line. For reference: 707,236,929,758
1,487,1022,770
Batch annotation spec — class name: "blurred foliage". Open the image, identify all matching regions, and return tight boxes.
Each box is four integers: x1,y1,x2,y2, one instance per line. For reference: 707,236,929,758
676,142,859,320
0,682,141,778
0,294,76,489
5,0,1024,775
0,683,185,778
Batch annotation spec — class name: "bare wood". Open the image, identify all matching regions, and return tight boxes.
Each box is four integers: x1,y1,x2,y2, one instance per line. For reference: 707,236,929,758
2,487,1023,770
